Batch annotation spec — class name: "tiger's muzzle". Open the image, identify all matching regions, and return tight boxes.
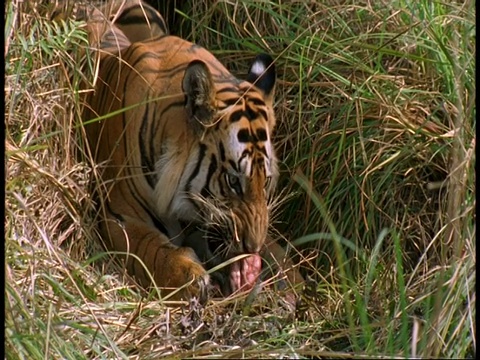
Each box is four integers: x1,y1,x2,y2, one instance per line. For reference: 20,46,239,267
231,200,268,255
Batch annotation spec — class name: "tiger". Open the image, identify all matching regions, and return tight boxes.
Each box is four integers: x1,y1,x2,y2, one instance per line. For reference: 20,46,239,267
57,0,304,302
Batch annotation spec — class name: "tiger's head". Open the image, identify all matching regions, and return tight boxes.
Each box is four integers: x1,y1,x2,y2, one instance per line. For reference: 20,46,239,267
177,54,277,257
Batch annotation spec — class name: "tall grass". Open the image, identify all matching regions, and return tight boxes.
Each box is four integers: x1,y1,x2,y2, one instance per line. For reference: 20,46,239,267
5,0,475,358
180,0,475,357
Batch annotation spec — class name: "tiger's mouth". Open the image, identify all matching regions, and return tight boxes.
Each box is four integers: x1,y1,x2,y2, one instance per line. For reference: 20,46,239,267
189,225,263,296
229,253,262,294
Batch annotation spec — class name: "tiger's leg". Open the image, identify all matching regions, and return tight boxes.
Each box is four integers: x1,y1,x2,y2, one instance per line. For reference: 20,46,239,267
100,214,209,302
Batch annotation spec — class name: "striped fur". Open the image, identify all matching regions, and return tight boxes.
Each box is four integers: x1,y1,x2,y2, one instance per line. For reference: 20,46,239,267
70,0,302,301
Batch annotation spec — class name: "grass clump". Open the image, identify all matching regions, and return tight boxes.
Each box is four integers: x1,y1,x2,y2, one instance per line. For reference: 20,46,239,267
5,0,475,358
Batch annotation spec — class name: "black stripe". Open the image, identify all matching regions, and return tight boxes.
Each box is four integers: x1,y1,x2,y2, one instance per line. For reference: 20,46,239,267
130,51,160,69
217,87,240,94
213,119,222,131
213,76,241,84
149,105,158,176
221,98,241,106
200,154,217,198
145,207,168,234
186,144,207,192
257,109,268,122
245,104,257,121
256,128,268,142
117,174,168,235
106,202,124,222
153,99,184,143
229,107,260,123
157,100,185,121
218,141,226,162
254,156,265,166
118,176,148,221
121,72,158,224
117,6,168,34
187,197,201,213
140,104,156,188
120,41,138,59
247,98,266,106
230,109,244,123
134,193,168,234
117,14,147,26
237,129,251,143
228,160,238,172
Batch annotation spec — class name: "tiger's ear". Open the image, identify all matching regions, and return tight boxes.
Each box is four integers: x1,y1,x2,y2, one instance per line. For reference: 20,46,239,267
246,54,276,102
183,60,216,133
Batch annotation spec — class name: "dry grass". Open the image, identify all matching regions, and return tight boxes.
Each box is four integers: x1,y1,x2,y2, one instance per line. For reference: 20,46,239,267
5,0,475,358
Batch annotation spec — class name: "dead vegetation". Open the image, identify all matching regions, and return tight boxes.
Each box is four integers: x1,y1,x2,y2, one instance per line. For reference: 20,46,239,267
5,0,475,358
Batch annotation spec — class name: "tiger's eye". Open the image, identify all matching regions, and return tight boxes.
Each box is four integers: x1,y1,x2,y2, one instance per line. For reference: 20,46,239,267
225,173,242,195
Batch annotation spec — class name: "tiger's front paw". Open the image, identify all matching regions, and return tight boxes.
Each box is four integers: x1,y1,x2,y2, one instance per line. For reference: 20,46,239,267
156,247,209,302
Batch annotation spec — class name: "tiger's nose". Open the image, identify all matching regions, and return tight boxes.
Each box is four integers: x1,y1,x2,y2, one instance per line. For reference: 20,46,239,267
244,238,262,254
